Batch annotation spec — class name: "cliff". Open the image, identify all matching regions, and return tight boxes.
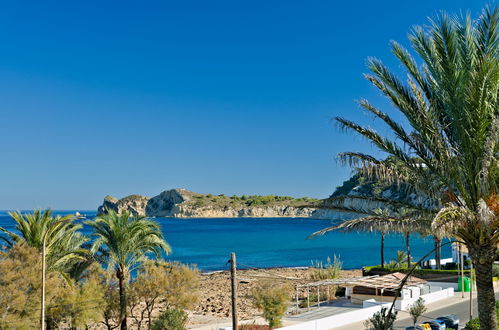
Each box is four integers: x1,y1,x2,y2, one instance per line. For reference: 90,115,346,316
97,189,344,219
324,174,435,213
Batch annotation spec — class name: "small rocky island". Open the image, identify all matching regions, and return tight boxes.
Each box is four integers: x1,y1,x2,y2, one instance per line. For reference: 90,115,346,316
97,189,341,219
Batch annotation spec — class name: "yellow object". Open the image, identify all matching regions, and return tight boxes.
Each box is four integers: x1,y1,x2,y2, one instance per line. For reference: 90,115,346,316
419,324,431,330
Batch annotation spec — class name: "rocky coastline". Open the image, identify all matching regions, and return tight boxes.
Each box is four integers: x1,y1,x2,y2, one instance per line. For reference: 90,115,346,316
97,189,347,220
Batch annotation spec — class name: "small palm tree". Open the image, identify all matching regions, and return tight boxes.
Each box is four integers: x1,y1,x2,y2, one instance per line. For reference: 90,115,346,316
85,210,171,330
391,250,409,269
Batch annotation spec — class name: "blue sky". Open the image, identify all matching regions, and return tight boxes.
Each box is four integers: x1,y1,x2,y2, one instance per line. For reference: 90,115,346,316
0,1,488,210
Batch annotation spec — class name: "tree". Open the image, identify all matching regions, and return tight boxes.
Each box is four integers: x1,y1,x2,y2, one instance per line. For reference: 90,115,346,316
86,210,171,330
251,281,290,329
408,297,427,327
327,6,498,328
364,307,397,330
129,260,199,329
151,308,188,330
0,209,88,275
0,244,105,329
0,210,89,329
311,208,426,269
321,156,449,269
45,263,107,329
101,279,121,330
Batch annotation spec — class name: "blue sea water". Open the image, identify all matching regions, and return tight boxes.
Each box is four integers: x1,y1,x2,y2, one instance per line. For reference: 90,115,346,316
0,210,450,271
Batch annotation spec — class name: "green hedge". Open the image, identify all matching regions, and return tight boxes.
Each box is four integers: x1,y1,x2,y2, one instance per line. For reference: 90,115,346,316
364,265,471,275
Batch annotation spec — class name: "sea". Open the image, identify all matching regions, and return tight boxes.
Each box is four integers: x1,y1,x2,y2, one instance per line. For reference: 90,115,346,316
0,210,450,272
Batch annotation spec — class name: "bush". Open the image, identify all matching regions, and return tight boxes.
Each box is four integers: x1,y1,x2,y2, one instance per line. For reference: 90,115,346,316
129,260,199,328
493,264,499,277
465,317,480,330
151,308,188,330
466,303,499,328
364,307,397,330
251,281,290,329
309,256,342,280
408,297,427,327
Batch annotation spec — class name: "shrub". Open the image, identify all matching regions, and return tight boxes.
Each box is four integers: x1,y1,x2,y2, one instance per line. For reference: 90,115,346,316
251,281,291,329
408,297,427,327
465,317,480,330
364,307,397,330
151,308,188,330
129,260,199,328
309,256,342,280
493,264,499,278
465,303,499,329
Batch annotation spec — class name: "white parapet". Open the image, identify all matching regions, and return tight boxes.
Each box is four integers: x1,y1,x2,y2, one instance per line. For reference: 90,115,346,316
395,287,454,311
278,303,391,330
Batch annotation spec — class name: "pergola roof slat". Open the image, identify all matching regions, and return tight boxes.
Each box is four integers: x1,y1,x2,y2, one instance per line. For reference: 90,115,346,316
297,272,426,290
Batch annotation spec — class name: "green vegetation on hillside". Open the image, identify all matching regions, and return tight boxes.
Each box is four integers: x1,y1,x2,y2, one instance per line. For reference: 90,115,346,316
186,193,321,209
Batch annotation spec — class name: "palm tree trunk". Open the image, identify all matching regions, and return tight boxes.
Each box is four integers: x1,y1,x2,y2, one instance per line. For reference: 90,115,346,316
433,237,441,270
381,232,385,269
117,270,127,330
405,232,410,268
469,244,497,330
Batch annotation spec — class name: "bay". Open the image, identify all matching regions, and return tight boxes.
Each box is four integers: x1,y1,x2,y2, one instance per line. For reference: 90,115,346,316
0,210,450,271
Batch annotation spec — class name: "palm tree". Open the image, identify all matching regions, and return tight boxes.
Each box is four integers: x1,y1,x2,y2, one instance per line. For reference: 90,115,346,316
311,208,425,269
86,210,171,330
330,7,498,328
0,209,88,275
0,209,87,329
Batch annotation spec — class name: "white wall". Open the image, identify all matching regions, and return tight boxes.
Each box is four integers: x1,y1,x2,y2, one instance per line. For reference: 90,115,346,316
278,303,391,330
278,288,454,330
395,287,454,310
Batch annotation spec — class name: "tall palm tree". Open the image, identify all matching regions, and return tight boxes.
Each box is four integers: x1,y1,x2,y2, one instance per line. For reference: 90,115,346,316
86,210,171,330
329,7,498,328
335,155,450,269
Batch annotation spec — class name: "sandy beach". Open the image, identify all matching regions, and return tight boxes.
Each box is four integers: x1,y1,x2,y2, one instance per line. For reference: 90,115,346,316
188,267,362,328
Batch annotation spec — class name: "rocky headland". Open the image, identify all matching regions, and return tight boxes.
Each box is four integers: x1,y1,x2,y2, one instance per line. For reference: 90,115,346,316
97,189,346,219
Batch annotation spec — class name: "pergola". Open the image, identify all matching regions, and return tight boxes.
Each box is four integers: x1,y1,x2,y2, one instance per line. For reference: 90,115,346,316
295,273,427,311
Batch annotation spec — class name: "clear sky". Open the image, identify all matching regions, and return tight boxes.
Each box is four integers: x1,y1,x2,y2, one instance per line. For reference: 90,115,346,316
0,1,488,210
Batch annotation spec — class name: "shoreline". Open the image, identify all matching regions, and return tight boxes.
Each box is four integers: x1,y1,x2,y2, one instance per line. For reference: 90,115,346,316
200,266,310,275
